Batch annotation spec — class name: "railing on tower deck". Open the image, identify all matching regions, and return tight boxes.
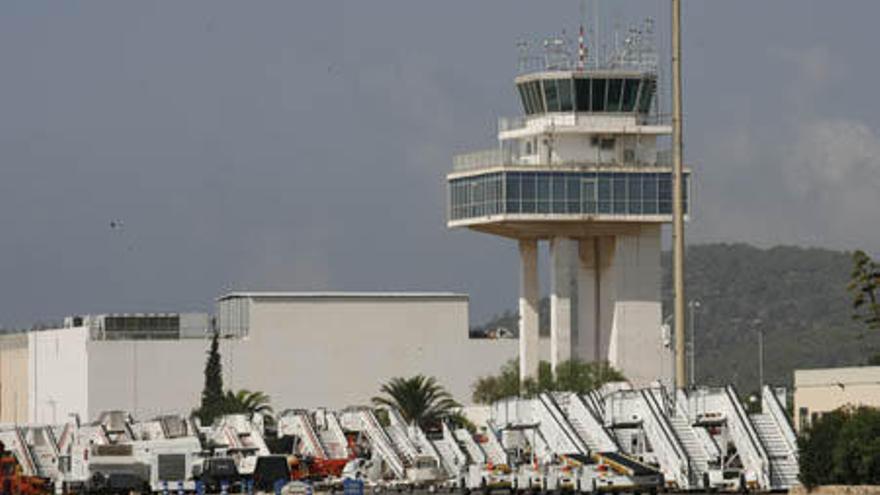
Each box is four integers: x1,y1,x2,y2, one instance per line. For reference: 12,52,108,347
497,113,672,133
452,148,673,173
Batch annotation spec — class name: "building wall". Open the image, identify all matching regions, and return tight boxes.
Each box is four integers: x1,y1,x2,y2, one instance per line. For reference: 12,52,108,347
86,338,242,421
0,334,29,423
21,295,516,423
227,295,516,409
29,327,89,424
794,366,880,432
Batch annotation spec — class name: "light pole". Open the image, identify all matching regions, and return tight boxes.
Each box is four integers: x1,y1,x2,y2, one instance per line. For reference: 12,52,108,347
688,299,701,388
671,0,688,392
753,318,764,393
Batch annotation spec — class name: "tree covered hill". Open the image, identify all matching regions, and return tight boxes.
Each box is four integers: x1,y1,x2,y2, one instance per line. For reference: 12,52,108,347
472,243,880,393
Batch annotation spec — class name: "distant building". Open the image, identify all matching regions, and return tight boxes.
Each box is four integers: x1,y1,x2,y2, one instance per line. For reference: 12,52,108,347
793,366,880,431
0,293,517,424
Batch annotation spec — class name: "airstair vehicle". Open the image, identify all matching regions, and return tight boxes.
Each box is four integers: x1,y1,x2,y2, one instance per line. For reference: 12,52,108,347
533,393,590,456
453,428,486,466
605,388,692,489
313,409,351,460
278,410,328,459
384,408,443,484
0,427,40,478
210,414,271,476
431,422,468,479
554,392,619,453
339,407,408,479
750,386,800,490
686,386,773,490
24,427,60,480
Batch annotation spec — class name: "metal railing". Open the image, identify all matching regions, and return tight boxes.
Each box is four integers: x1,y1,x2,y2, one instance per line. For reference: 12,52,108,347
452,148,673,173
497,113,673,133
761,386,798,460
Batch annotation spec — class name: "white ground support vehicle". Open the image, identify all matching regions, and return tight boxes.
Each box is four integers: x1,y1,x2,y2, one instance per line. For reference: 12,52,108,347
463,464,512,494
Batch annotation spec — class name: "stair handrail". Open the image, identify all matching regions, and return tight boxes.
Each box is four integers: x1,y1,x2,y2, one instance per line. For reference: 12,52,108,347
536,393,589,455
359,409,407,478
454,428,486,465
483,420,510,465
442,421,468,467
724,385,771,489
294,411,328,459
14,427,38,477
325,411,351,458
571,394,619,452
761,386,798,459
640,389,691,488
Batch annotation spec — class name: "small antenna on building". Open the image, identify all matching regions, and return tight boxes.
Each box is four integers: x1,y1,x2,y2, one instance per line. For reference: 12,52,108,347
578,0,587,70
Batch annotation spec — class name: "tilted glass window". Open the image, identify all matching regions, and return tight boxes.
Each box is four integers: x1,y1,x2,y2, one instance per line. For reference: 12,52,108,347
575,78,590,112
558,79,574,112
622,78,641,112
591,78,607,112
638,77,656,113
543,79,560,112
607,78,624,112
517,83,533,115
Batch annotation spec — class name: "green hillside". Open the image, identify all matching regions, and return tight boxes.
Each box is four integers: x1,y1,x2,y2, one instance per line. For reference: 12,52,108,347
472,243,880,393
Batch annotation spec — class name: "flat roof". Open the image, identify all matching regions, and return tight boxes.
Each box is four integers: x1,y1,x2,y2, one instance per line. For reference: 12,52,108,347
217,292,469,302
795,366,880,387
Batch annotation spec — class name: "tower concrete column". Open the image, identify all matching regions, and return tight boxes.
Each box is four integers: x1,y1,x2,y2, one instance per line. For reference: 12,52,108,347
518,239,540,384
550,237,576,372
576,238,599,362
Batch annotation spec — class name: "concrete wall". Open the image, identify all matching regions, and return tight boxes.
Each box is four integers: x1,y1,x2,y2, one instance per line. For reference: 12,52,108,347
228,295,517,409
86,338,242,421
572,225,671,388
794,366,880,431
0,334,29,423
18,295,517,423
29,327,89,424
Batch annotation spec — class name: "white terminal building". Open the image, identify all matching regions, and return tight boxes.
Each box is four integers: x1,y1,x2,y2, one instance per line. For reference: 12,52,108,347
0,293,517,424
447,33,691,386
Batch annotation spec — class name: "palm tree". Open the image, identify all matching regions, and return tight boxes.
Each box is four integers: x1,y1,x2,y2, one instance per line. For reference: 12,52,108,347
224,389,273,416
372,375,460,430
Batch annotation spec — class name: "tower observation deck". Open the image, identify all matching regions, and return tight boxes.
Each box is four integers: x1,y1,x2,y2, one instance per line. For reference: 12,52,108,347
447,27,691,387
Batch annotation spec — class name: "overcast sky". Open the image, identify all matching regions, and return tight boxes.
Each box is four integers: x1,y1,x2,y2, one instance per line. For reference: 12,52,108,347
2,1,879,328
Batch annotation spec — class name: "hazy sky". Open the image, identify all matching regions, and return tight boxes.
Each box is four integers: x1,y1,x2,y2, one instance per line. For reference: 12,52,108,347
2,1,879,328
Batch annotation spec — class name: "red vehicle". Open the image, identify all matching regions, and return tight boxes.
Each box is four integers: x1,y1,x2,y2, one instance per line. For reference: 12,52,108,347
0,442,49,495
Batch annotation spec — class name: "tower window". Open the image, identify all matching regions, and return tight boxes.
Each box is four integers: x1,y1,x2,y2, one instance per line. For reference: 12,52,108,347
600,138,616,150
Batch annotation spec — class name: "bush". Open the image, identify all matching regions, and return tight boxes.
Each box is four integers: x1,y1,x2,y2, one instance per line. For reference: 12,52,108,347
472,359,624,404
799,406,880,487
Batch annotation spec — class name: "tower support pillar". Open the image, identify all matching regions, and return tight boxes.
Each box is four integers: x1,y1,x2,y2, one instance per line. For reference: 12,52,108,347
576,238,600,362
518,239,540,386
550,237,576,372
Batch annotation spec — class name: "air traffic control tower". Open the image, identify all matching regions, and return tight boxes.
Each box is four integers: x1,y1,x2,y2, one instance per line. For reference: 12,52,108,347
447,26,690,386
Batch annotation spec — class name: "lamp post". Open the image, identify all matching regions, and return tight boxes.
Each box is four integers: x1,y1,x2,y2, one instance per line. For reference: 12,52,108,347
687,299,701,388
752,318,764,393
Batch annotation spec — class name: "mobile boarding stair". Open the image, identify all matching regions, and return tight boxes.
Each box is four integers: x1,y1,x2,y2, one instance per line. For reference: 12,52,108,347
491,394,662,492
605,388,695,489
278,410,329,458
314,409,351,460
750,386,800,490
0,426,40,478
431,422,468,478
340,407,408,479
688,386,773,491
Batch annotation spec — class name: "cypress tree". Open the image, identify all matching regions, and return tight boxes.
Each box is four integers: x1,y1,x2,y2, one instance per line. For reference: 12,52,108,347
198,328,225,424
